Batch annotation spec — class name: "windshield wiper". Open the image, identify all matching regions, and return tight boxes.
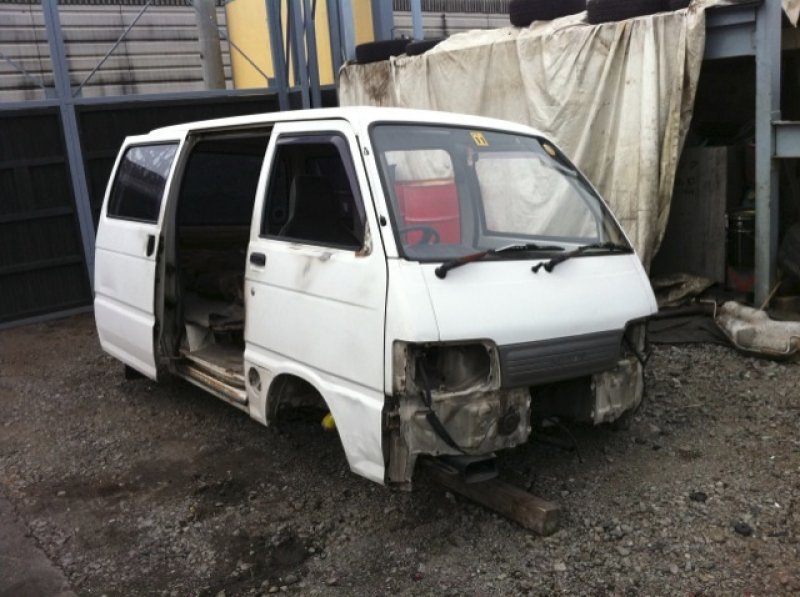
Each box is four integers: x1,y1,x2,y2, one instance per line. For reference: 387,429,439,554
434,243,564,279
531,241,632,274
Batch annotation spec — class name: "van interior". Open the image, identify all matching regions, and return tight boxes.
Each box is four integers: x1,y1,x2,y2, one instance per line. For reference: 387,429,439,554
165,130,270,404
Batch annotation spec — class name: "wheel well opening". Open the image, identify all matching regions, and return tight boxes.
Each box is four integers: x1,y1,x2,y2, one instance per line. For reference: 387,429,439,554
266,374,329,423
265,374,350,469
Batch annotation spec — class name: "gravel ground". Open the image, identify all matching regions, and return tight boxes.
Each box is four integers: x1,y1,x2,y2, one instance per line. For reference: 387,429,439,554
1,313,799,595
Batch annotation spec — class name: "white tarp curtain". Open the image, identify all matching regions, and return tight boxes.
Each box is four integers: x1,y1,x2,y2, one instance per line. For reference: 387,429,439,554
338,0,759,266
785,0,800,26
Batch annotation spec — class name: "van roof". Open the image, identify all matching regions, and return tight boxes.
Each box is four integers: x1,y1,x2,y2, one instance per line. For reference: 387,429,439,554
150,106,544,137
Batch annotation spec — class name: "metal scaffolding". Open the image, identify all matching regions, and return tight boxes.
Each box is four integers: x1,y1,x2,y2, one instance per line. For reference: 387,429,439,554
705,0,790,304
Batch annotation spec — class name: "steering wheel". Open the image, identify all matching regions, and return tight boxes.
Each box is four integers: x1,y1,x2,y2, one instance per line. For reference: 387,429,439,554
399,225,441,245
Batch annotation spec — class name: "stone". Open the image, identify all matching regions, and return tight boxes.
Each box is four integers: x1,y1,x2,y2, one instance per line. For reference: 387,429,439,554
678,446,701,460
734,522,753,537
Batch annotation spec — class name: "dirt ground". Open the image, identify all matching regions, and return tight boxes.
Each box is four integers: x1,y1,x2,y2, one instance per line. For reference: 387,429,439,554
0,313,798,595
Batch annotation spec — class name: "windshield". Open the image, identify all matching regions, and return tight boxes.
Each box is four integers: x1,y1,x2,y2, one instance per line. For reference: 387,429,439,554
370,124,629,261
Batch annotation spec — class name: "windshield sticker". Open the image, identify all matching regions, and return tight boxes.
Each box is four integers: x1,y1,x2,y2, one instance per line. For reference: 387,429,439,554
470,132,489,147
542,142,557,157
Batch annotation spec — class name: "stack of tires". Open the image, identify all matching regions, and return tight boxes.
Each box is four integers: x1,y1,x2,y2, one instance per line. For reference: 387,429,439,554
354,39,411,64
509,0,586,26
354,37,446,65
508,0,691,28
354,0,694,64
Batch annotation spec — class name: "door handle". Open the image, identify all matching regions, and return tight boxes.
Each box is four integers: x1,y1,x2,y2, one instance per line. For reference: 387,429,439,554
146,234,156,257
249,252,266,266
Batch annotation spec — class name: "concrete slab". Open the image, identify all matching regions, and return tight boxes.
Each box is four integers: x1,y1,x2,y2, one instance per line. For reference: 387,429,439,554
0,494,75,597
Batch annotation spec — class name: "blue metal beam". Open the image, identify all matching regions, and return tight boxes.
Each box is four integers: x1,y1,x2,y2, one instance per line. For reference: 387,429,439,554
303,0,322,107
41,0,96,287
266,0,290,110
338,0,357,62
288,0,311,108
774,121,800,158
371,0,394,41
704,5,756,59
410,0,423,40
754,0,782,304
326,0,343,75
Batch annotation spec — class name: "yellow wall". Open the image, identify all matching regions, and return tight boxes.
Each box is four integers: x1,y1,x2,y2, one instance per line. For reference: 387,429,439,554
225,0,374,89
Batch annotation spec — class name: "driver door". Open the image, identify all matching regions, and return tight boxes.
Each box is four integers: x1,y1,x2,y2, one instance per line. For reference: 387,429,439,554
245,119,388,401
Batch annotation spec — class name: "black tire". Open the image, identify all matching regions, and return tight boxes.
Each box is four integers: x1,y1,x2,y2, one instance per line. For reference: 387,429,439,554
509,0,586,27
586,0,665,25
667,0,691,10
406,38,445,56
355,39,410,64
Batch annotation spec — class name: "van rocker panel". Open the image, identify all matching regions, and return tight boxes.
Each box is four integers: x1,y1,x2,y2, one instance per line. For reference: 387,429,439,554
498,329,623,388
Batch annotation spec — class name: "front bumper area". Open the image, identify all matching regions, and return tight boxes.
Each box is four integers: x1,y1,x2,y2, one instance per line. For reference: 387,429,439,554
385,388,531,487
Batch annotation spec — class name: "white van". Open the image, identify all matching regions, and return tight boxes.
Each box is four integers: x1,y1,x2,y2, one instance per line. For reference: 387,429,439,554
94,108,657,487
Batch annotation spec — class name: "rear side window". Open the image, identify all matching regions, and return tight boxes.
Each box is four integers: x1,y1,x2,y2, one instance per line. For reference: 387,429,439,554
107,143,178,222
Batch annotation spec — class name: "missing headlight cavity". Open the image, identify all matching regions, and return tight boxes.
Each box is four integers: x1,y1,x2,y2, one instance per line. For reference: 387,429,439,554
412,343,492,392
623,320,649,365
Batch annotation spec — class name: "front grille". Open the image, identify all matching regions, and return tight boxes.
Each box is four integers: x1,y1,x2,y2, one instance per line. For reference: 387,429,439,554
499,330,623,388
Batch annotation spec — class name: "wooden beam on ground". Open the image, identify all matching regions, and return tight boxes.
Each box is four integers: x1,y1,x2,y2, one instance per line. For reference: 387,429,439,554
421,460,561,536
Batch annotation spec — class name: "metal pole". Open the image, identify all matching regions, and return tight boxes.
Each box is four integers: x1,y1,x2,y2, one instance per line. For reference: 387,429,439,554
193,0,226,89
289,0,310,109
303,0,322,107
286,1,299,87
338,0,357,62
410,0,423,40
266,0,289,110
41,0,96,287
754,0,782,304
326,0,343,74
371,0,394,41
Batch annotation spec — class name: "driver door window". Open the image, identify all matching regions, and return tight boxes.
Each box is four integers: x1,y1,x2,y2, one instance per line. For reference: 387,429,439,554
261,135,365,250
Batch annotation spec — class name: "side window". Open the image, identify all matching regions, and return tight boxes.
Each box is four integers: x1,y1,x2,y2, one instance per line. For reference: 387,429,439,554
107,144,178,222
261,134,365,249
